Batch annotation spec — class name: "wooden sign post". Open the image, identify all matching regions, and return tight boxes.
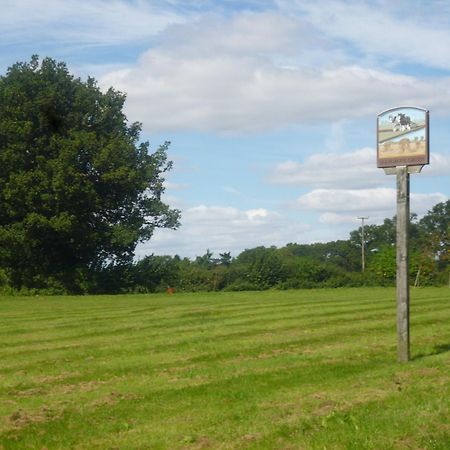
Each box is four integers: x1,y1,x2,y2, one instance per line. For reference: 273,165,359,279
396,166,410,362
377,106,429,363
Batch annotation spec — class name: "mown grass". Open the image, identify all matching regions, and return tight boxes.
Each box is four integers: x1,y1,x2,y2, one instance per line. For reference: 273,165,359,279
0,287,449,449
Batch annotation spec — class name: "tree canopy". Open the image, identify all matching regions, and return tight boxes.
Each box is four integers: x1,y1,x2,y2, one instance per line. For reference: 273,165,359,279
0,56,180,291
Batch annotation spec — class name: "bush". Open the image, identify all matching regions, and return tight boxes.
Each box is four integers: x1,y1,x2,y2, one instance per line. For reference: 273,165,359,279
223,280,262,291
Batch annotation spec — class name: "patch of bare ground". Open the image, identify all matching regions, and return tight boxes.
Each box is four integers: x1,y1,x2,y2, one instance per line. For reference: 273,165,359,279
274,439,308,450
342,386,395,406
312,400,337,416
89,391,139,408
259,386,394,428
7,405,63,431
58,379,108,395
417,367,440,376
3,400,17,407
5,372,81,397
394,436,425,449
34,371,81,384
392,366,449,390
9,386,46,397
180,436,217,450
240,432,263,443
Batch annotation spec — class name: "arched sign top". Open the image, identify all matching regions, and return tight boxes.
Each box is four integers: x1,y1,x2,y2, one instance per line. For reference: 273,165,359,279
377,106,429,169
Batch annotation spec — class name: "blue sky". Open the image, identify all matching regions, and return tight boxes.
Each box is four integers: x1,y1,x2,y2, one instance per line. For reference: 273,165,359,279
1,0,449,257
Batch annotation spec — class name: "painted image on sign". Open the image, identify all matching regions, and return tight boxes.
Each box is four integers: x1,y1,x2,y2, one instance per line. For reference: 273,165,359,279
377,107,429,168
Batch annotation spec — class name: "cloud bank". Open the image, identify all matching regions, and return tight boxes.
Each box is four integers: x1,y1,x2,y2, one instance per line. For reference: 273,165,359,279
98,6,450,133
270,150,450,189
138,204,311,258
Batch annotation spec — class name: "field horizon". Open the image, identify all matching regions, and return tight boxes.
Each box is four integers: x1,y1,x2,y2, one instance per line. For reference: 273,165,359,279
1,287,449,449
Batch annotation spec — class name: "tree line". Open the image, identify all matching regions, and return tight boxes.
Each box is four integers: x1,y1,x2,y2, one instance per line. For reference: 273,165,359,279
2,199,447,295
129,200,449,294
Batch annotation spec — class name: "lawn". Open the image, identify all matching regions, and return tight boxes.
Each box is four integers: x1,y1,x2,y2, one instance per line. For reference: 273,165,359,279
0,287,449,449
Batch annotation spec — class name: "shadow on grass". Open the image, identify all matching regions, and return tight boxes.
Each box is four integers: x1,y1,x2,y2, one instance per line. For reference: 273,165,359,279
413,343,450,360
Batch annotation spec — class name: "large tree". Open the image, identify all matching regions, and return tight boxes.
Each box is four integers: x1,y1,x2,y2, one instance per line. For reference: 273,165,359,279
0,56,180,290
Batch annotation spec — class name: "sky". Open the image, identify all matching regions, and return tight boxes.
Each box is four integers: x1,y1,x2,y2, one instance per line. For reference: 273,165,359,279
1,0,449,258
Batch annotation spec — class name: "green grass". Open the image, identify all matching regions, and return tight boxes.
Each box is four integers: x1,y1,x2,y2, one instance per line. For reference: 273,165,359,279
0,287,449,449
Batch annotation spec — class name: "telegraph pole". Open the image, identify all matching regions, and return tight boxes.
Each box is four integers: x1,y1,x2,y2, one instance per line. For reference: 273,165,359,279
357,216,369,272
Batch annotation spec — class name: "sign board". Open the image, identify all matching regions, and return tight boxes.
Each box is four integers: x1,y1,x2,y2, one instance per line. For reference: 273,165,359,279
377,107,429,168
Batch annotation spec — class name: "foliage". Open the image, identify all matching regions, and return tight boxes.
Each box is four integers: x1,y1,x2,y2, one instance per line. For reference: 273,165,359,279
122,199,448,293
370,245,397,281
0,56,180,291
418,200,450,268
133,255,181,292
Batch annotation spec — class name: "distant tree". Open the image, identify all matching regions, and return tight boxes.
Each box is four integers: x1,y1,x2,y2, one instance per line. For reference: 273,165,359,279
133,255,180,292
418,200,449,267
369,245,396,282
235,246,287,289
282,242,324,259
0,56,180,291
218,251,233,266
349,218,396,254
195,249,215,268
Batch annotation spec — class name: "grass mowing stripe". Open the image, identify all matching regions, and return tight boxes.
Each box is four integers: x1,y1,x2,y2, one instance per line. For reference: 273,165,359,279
1,318,447,371
4,302,399,348
1,299,447,371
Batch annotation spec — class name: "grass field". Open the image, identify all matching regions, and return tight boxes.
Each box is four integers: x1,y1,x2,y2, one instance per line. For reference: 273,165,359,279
0,287,449,449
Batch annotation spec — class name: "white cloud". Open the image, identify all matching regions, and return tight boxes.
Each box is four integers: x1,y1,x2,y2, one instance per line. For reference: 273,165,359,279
137,204,311,257
270,148,382,189
296,188,396,212
295,188,447,223
139,189,448,257
5,2,450,134
164,181,190,191
319,213,362,225
270,149,450,189
103,52,450,133
99,9,450,133
423,153,450,176
1,0,183,46
278,0,450,70
410,192,449,214
158,12,303,58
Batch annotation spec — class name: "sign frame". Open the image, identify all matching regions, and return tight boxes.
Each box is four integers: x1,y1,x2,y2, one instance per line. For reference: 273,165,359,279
377,106,429,168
